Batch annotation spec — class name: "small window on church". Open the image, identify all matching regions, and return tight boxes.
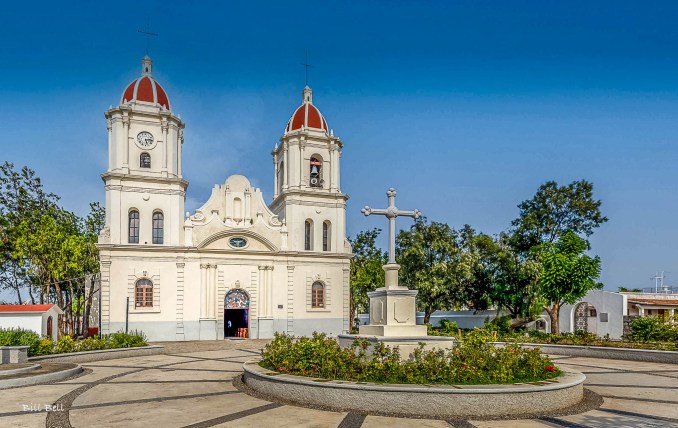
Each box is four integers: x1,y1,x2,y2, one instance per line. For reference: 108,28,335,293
152,211,163,244
135,278,153,308
323,221,331,251
128,210,140,244
304,219,313,250
140,152,151,168
310,156,322,187
312,282,325,308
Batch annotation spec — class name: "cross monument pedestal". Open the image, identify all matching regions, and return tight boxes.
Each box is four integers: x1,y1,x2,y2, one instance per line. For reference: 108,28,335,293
338,188,454,358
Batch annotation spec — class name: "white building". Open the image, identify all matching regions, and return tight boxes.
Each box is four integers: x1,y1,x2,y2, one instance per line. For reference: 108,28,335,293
0,304,62,341
97,56,352,341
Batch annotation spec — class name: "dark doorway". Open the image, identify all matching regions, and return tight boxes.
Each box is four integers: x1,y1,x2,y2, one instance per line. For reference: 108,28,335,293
224,288,250,338
225,309,248,337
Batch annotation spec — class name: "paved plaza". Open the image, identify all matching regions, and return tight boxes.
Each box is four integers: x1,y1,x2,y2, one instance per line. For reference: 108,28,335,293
0,341,677,427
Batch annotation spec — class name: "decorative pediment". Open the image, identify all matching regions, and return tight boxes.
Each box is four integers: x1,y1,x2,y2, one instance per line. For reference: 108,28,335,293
197,230,279,252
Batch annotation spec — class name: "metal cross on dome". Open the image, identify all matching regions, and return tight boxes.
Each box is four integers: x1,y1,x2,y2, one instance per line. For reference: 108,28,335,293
361,188,421,265
138,18,159,55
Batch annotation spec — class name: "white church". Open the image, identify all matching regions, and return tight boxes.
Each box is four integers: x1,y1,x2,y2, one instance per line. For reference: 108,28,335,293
96,56,352,341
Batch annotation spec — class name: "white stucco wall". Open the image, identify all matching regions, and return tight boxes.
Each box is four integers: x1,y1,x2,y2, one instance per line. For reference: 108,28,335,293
0,314,42,336
559,290,628,339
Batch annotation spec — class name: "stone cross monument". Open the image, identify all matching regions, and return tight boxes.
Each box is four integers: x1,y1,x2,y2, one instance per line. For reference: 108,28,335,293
358,188,428,337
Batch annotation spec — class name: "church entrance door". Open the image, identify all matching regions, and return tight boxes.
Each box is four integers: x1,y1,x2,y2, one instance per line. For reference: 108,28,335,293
224,289,250,338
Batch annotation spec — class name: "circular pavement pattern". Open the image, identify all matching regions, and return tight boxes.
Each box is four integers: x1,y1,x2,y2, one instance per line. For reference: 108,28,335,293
0,340,676,427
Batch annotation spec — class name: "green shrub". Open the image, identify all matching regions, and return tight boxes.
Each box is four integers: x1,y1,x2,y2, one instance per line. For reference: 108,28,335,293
106,330,148,348
484,315,512,334
54,336,75,354
630,316,676,342
260,330,560,385
0,328,41,356
36,339,54,356
439,319,460,335
75,337,106,352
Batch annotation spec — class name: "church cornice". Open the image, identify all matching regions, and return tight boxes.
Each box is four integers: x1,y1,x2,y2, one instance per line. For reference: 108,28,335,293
101,172,189,190
270,190,348,211
96,243,353,260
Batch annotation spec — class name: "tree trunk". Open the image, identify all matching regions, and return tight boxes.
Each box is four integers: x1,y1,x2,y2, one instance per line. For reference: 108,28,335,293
545,302,560,334
28,285,35,304
423,308,432,325
83,276,96,337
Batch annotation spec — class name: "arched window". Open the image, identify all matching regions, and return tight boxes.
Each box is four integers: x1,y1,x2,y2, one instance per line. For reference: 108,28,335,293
312,281,325,308
128,210,140,244
323,221,331,251
152,211,164,244
46,316,53,337
135,278,153,308
309,155,322,187
304,219,313,251
140,152,151,168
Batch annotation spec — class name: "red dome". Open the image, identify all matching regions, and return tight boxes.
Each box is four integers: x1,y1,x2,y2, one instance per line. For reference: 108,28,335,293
120,56,171,110
285,86,328,134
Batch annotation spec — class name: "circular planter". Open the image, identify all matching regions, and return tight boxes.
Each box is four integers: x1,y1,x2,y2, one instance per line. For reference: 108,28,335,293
243,361,585,418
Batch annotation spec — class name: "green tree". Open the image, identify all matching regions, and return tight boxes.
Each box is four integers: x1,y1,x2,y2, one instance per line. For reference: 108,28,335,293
540,231,602,334
349,229,386,330
491,233,544,326
397,219,473,324
511,180,608,251
0,162,59,303
457,225,498,311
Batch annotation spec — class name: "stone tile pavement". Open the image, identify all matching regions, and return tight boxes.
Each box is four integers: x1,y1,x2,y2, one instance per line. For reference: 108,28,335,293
0,341,676,427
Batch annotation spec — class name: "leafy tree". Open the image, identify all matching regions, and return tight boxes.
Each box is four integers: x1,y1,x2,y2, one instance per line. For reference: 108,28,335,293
397,219,473,324
490,233,544,326
540,231,602,334
511,180,607,251
0,162,58,303
457,225,498,311
349,229,386,330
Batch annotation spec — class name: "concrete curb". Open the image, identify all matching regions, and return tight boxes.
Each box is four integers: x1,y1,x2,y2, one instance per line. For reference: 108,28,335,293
498,342,678,364
243,361,585,418
0,364,41,377
0,365,83,389
28,345,165,363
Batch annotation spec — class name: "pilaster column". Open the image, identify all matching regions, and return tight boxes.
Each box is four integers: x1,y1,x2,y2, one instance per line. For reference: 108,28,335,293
283,142,289,189
258,266,268,318
334,150,341,192
200,264,208,318
273,154,279,199
178,129,184,177
122,114,130,171
299,140,305,189
244,189,251,223
329,143,336,191
161,118,169,176
107,119,113,171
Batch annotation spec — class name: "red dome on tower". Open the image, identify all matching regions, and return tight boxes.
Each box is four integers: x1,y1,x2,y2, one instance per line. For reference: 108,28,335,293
120,56,170,110
285,86,328,134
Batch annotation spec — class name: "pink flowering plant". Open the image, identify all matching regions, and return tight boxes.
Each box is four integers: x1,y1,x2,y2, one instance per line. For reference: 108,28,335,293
259,329,560,385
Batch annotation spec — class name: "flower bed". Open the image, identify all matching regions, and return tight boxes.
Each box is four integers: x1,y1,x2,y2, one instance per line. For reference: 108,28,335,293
259,329,560,385
0,328,147,357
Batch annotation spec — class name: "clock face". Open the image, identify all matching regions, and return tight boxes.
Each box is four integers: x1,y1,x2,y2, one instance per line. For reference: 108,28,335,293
136,131,155,149
229,237,247,248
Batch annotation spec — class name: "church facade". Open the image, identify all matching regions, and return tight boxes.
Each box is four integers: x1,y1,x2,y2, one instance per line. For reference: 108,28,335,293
97,56,352,341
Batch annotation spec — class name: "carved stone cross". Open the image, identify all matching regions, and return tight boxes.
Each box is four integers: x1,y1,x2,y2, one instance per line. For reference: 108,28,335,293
361,188,421,265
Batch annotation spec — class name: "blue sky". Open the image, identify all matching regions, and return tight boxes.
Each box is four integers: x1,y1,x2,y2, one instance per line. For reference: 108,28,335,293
2,1,678,291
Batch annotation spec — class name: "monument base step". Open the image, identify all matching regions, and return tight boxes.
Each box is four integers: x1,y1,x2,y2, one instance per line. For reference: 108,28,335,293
338,333,455,359
358,324,427,337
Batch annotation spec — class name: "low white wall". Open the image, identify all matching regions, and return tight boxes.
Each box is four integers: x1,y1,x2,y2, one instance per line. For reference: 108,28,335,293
559,290,627,339
0,314,43,336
